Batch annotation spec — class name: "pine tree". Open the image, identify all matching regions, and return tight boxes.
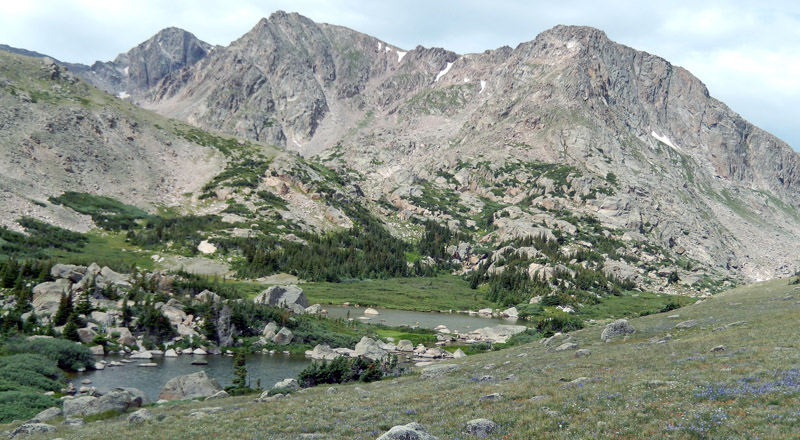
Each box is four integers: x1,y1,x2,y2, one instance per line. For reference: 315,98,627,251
232,350,247,389
22,312,38,334
0,258,18,288
53,292,74,326
75,290,93,315
120,292,133,326
63,313,80,342
202,304,218,342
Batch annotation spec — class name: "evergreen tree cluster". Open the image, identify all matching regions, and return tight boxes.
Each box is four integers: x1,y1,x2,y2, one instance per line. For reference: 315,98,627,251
298,355,389,388
227,209,410,281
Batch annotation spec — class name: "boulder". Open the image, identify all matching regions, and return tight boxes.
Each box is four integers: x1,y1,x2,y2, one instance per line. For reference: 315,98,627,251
77,328,98,344
31,281,68,316
204,390,230,400
177,324,199,338
62,389,143,417
421,363,460,379
377,422,438,440
127,408,154,424
464,418,498,436
555,342,578,351
309,344,339,361
253,285,309,310
364,308,380,315
354,337,388,361
271,327,294,345
50,264,87,283
193,348,208,355
262,321,278,338
96,266,131,289
675,319,698,329
9,423,55,438
601,319,636,341
196,290,221,304
272,378,299,392
453,348,467,359
470,325,527,344
129,351,153,359
158,371,222,401
164,349,178,357
107,327,136,346
396,340,414,352
90,311,111,326
305,304,322,314
159,304,188,326
29,407,62,423
502,307,518,318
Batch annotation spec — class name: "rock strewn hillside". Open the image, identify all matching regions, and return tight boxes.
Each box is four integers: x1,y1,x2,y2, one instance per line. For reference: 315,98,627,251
142,13,800,282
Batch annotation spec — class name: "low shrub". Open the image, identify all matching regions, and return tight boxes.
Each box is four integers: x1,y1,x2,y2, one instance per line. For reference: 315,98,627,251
0,390,60,423
298,356,391,388
535,312,584,337
6,337,93,371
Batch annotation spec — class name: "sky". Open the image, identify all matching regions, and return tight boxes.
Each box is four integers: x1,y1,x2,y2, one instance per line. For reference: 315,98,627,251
0,0,798,149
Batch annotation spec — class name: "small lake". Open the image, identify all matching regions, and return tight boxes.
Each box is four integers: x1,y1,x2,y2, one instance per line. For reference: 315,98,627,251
324,305,517,333
68,353,310,402
69,307,519,401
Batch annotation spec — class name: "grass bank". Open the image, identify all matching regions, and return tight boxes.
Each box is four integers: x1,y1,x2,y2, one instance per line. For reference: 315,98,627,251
15,278,800,439
302,275,494,311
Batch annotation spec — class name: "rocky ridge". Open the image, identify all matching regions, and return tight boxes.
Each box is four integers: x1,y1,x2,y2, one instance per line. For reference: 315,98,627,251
139,13,800,282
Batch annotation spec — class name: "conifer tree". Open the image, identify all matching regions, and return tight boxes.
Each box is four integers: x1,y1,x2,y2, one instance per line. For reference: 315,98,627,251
232,350,247,389
53,292,74,326
75,290,93,315
63,313,80,342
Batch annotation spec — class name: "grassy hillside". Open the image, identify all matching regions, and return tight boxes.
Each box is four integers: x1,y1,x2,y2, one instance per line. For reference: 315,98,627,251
9,277,800,439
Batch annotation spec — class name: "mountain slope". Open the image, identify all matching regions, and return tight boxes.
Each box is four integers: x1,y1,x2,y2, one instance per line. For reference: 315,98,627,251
139,14,800,283
0,50,227,232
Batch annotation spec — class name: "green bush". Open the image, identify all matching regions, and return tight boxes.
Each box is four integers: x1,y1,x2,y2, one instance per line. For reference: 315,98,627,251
49,191,150,230
535,312,584,337
298,356,388,388
0,354,63,391
7,337,93,371
0,390,60,423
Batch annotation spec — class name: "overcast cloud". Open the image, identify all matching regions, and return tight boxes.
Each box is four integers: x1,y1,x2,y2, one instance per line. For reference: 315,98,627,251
1,0,797,149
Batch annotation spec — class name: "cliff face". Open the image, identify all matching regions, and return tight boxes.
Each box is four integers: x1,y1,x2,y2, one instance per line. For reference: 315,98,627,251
78,27,213,98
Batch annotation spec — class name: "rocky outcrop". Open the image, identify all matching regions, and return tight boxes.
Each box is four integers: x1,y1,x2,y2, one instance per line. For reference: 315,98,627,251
377,422,438,440
216,305,236,347
468,325,527,344
354,337,389,361
62,389,144,417
253,285,309,313
271,327,294,345
9,423,55,438
601,319,636,341
158,371,222,401
272,378,300,392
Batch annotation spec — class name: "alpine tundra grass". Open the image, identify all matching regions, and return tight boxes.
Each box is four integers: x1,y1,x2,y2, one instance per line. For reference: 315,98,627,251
7,278,800,439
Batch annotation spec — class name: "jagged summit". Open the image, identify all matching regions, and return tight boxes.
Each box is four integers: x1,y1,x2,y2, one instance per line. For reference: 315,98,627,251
75,27,213,98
